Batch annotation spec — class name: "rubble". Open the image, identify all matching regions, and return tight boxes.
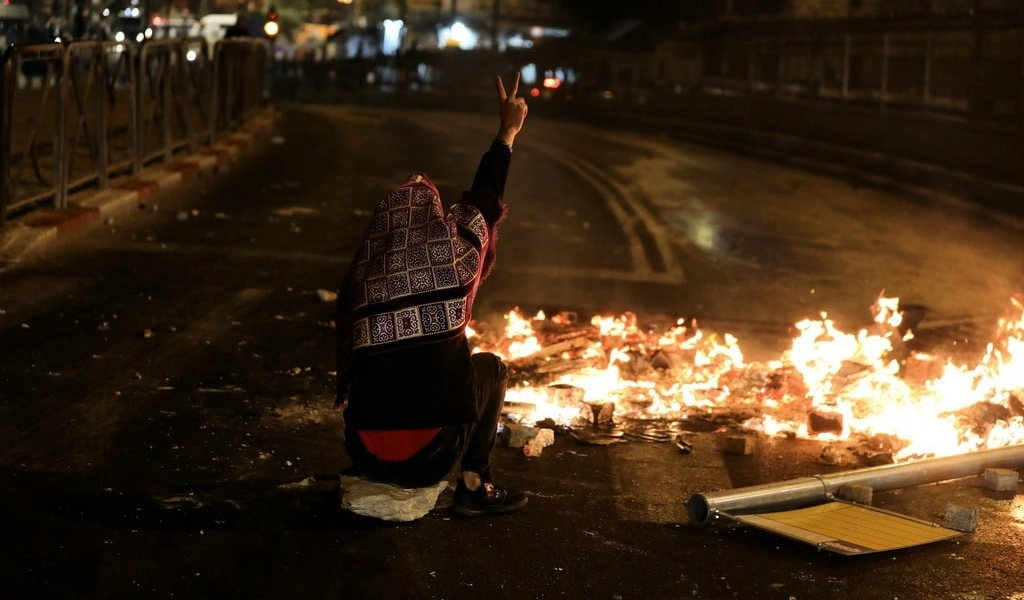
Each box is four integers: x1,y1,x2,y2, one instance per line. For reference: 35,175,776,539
473,297,1024,463
982,468,1019,492
850,434,898,466
835,483,873,505
278,476,316,489
339,475,448,522
502,423,539,448
722,436,754,456
523,428,555,457
588,402,615,426
819,443,845,465
942,503,979,533
674,434,693,454
316,289,338,302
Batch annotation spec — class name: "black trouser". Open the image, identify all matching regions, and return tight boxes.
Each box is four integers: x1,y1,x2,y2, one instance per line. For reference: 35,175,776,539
345,352,507,488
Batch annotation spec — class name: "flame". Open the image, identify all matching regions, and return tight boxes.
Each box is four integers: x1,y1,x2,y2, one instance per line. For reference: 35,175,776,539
471,294,1024,462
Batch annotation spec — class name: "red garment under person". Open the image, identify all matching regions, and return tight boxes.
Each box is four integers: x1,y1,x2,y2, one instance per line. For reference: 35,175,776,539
357,428,442,462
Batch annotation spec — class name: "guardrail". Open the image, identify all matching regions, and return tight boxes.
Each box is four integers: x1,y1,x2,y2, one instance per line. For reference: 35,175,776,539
0,37,268,230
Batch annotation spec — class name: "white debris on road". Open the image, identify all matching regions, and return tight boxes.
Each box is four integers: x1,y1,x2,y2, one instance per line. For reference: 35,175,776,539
523,428,555,457
278,476,316,489
273,207,319,217
316,289,338,302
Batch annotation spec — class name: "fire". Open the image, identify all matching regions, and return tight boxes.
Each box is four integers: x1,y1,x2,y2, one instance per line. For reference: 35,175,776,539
468,295,1024,462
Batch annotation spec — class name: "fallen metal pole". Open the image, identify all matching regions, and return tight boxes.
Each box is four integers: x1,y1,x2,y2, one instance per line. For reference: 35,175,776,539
686,444,1024,525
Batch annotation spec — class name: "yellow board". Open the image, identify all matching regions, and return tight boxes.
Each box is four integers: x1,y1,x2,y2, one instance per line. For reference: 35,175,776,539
727,501,963,555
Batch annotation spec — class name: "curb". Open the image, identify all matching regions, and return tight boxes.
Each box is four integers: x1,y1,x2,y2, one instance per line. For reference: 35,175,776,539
0,109,278,271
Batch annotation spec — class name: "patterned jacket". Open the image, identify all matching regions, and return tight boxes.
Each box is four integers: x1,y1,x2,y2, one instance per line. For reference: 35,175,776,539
337,141,510,430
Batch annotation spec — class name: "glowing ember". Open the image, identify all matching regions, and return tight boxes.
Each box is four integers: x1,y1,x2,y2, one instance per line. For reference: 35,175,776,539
468,295,1024,461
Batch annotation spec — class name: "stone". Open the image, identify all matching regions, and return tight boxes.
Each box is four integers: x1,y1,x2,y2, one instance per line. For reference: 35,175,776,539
588,401,616,425
835,483,873,505
982,468,1019,492
316,288,338,302
942,503,979,533
722,436,753,455
339,475,448,522
523,428,555,457
808,409,843,434
502,422,539,448
819,443,844,465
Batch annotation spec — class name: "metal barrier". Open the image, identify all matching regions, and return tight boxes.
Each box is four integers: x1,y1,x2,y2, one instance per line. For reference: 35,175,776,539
63,40,138,200
689,13,1024,123
273,12,1022,125
0,42,66,226
138,39,199,167
213,39,270,134
0,37,268,230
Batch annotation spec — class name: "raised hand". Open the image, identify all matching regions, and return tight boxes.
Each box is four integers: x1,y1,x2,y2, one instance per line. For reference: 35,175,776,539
495,71,528,148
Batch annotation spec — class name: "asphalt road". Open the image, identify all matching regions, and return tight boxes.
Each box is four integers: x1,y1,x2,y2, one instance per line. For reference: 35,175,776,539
0,102,1022,600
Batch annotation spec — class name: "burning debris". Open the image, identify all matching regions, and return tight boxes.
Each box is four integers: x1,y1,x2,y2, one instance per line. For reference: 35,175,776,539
469,294,1024,462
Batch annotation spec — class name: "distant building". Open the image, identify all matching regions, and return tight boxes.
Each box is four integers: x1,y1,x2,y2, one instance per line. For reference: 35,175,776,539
399,0,568,50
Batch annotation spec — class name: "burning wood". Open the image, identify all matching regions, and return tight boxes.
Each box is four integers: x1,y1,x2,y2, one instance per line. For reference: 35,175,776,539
470,294,1024,462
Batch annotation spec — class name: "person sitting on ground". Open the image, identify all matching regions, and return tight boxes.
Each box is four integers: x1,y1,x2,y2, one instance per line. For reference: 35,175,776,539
335,73,529,517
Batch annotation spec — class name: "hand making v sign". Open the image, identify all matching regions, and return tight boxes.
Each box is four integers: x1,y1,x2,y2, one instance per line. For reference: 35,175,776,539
496,71,528,149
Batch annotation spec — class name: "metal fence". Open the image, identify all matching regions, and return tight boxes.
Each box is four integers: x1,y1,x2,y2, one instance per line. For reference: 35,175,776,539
0,37,269,229
688,13,1024,123
272,11,1022,126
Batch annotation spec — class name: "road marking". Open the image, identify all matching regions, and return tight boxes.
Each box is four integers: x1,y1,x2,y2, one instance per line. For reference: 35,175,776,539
537,149,652,275
539,148,685,284
81,107,688,287
399,113,686,285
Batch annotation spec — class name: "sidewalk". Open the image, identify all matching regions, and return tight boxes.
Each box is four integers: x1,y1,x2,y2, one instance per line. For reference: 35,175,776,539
0,109,279,273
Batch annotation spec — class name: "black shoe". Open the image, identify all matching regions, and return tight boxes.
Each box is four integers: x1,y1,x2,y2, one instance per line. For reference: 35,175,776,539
450,479,528,517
